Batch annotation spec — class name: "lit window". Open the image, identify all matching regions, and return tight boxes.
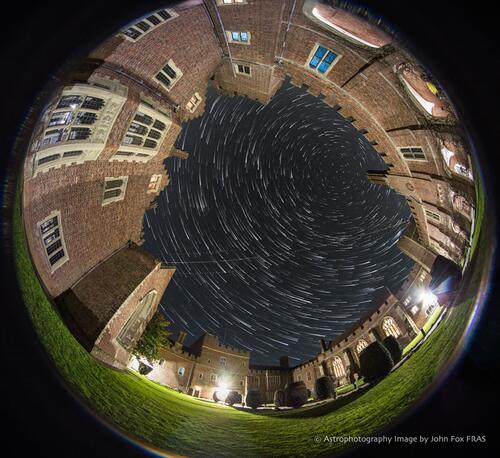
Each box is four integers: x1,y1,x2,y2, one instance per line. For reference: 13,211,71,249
102,176,128,205
121,9,178,41
411,305,420,315
148,174,162,193
38,211,68,272
228,31,250,43
332,356,346,378
356,339,368,354
220,356,227,367
155,60,183,91
399,146,426,161
235,64,251,75
308,45,338,74
219,0,246,4
48,111,73,126
42,129,65,146
178,367,185,376
186,93,202,113
382,316,401,338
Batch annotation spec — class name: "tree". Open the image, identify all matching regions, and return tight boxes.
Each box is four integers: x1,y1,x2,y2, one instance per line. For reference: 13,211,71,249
284,381,308,408
359,340,394,383
314,376,334,400
225,391,242,406
274,389,285,409
246,390,262,409
133,312,171,363
382,335,403,364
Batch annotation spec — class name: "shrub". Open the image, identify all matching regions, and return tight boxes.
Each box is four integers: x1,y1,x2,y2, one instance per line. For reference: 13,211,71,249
225,391,242,406
314,376,334,400
274,389,285,408
359,340,394,382
383,335,403,364
284,381,308,408
246,390,262,409
138,362,153,375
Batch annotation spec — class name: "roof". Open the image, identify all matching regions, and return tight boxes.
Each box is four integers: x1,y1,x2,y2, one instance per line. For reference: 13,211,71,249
55,242,160,350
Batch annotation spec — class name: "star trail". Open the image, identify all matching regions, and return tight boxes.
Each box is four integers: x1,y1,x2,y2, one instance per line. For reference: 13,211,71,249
142,80,414,365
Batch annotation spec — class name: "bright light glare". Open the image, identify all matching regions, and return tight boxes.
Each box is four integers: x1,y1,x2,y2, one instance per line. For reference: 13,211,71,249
215,381,229,401
420,290,438,308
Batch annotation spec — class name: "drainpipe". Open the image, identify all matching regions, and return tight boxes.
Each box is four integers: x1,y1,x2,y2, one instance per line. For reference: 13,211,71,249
278,0,297,63
211,0,236,77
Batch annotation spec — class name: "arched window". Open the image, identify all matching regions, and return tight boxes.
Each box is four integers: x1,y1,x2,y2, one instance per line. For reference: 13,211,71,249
356,339,368,355
382,316,401,338
332,356,346,378
117,290,157,350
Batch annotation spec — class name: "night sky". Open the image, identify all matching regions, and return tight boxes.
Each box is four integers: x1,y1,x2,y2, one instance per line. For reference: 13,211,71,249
142,80,414,365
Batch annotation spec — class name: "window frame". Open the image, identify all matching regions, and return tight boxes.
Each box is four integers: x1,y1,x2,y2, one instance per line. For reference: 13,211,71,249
398,146,427,162
226,30,251,44
234,63,251,76
155,59,183,92
186,93,202,113
121,8,178,42
102,176,128,205
306,43,341,77
37,210,69,272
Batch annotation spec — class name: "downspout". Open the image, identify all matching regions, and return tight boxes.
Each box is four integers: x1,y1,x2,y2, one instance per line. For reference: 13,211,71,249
211,0,236,77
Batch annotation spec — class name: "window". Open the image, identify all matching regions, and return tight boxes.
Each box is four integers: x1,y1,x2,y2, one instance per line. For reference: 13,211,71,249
308,45,338,75
38,154,61,166
240,380,244,386
356,339,368,355
121,8,178,42
307,372,312,381
235,64,251,75
155,60,183,91
68,127,91,140
220,356,227,367
411,305,420,315
426,209,441,223
38,211,68,271
332,356,346,378
57,95,83,109
210,374,217,382
74,112,97,125
42,129,65,146
117,107,169,160
399,147,426,161
199,373,204,379
382,316,401,338
102,176,128,205
227,31,250,43
178,367,185,376
425,302,437,318
148,174,162,193
81,96,105,110
117,290,157,350
48,111,73,126
186,93,202,113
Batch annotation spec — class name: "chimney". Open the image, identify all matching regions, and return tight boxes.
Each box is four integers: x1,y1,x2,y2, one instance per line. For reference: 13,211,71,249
176,331,187,346
279,356,289,369
320,339,328,352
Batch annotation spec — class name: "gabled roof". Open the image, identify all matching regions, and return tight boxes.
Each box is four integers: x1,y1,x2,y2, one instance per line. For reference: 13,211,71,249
55,242,160,350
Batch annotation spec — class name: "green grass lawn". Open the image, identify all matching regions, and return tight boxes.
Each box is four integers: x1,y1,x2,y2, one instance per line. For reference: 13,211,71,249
470,170,486,258
12,180,483,457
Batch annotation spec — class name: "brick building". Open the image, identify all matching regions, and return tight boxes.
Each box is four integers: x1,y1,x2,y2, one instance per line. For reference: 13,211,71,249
55,242,175,368
22,1,476,372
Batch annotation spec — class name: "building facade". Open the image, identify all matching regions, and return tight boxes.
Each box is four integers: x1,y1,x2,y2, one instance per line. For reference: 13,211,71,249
22,0,476,372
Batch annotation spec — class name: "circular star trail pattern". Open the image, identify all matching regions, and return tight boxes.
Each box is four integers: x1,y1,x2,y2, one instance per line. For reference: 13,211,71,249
143,80,414,365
